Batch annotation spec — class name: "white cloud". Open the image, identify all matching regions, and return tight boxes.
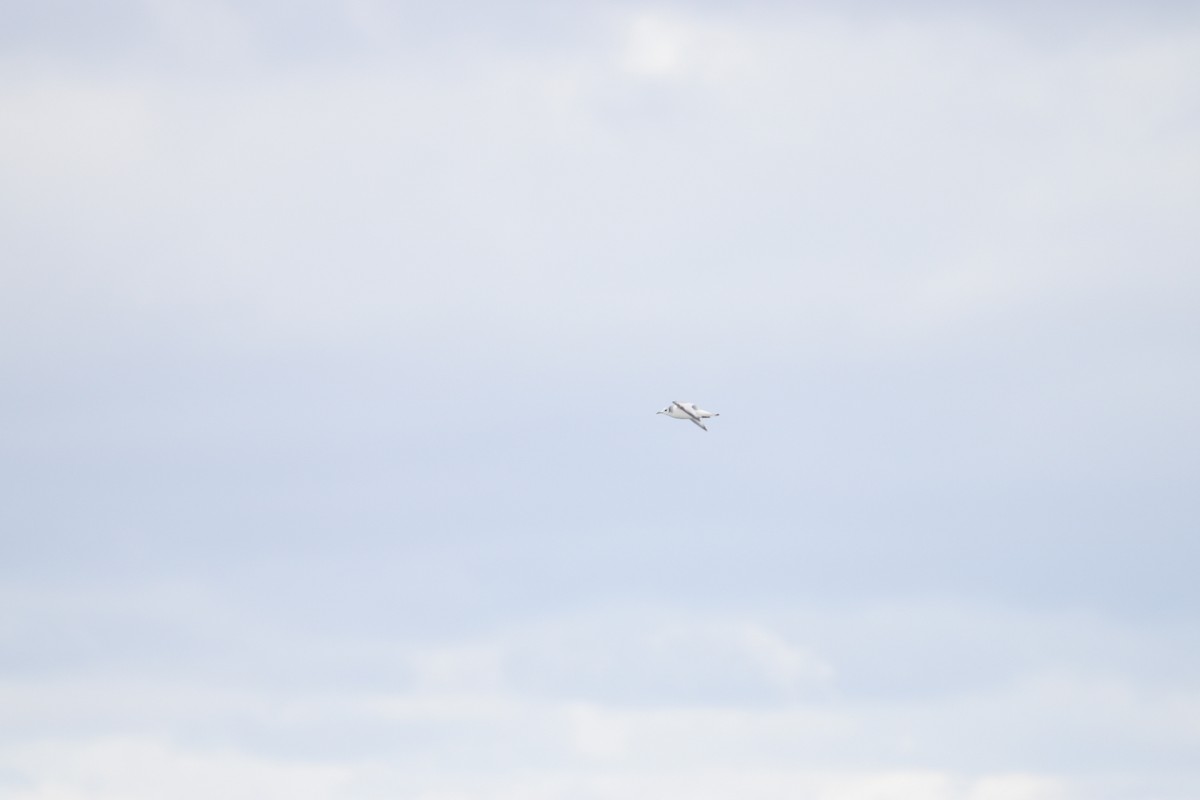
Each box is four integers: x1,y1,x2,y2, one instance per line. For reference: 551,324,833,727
0,78,156,182
0,735,1078,800
2,737,351,800
3,4,1196,359
620,13,688,78
409,642,507,694
3,597,1200,797
2,5,1198,800
737,622,836,694
566,701,630,759
967,774,1068,800
618,11,756,83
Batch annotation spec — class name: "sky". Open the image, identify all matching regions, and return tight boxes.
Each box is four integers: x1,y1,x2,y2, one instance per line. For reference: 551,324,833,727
2,1,1199,798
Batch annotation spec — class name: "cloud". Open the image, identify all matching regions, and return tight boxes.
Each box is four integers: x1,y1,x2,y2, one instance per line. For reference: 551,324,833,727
1,737,351,800
3,597,1200,782
0,736,1090,800
2,3,1197,362
2,4,1198,799
0,78,155,182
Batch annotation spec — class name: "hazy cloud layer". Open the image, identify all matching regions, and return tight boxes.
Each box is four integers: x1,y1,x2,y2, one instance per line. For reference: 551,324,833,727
2,1,1198,798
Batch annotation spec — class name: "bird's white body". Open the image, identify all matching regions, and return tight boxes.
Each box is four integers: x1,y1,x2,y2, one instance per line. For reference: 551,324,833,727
657,401,719,431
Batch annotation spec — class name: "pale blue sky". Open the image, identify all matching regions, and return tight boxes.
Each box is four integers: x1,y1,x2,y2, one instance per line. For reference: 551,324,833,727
2,2,1199,798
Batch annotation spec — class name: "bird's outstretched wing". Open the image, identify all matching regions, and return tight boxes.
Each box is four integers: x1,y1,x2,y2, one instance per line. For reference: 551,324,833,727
668,401,710,431
680,402,719,420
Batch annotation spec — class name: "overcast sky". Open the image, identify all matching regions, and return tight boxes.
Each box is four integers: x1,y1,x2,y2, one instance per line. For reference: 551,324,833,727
2,2,1199,798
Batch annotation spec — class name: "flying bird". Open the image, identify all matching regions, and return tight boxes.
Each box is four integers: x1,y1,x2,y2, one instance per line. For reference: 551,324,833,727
657,401,719,431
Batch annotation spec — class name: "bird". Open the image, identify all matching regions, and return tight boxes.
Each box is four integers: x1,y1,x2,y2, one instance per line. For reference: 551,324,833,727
657,401,719,431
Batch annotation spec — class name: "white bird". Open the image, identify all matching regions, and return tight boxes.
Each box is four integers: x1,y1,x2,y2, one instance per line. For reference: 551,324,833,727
657,401,720,431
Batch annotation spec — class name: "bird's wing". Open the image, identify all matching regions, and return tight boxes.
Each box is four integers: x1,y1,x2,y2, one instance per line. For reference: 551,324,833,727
688,416,708,431
673,402,703,422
